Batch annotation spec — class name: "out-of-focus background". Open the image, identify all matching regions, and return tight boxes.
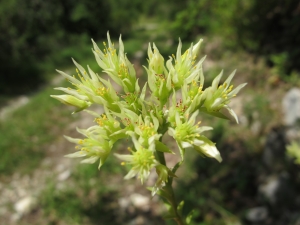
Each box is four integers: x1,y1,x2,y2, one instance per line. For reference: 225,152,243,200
1,0,300,224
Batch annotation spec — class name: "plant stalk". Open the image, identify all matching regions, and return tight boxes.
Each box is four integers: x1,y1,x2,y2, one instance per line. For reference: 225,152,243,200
156,150,186,225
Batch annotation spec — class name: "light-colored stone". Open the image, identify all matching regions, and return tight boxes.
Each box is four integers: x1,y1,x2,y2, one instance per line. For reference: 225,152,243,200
118,197,130,209
246,206,268,222
259,176,280,205
130,193,150,211
0,96,29,120
14,196,36,215
57,170,71,181
282,88,300,126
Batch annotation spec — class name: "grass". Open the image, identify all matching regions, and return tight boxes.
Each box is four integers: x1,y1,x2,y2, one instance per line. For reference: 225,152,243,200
0,83,73,176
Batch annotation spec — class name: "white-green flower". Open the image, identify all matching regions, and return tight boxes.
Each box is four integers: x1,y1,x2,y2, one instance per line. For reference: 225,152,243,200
144,44,172,104
54,61,120,112
64,127,112,169
134,114,161,149
166,39,205,89
115,136,159,184
202,70,247,123
167,72,205,126
147,43,166,75
168,110,222,162
92,32,137,93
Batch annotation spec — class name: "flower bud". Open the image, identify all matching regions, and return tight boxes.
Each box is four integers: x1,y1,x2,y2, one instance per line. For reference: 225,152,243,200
148,43,165,74
51,95,91,111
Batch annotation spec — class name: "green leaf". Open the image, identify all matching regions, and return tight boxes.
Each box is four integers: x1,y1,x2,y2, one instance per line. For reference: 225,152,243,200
186,210,195,224
177,200,184,216
172,161,182,173
155,141,174,154
169,161,182,183
163,202,177,220
155,187,172,200
199,107,230,120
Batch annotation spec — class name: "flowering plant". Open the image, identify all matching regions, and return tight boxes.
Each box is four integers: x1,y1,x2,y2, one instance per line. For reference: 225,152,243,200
51,33,246,224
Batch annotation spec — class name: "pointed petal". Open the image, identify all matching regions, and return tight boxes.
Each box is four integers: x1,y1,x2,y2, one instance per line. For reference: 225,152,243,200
224,105,239,124
228,83,247,96
124,169,138,180
176,38,182,63
114,153,134,162
188,110,199,125
56,70,81,85
212,70,223,90
64,135,81,144
65,151,86,158
223,70,236,88
182,141,193,148
192,39,203,56
196,126,213,133
80,156,99,164
72,58,89,80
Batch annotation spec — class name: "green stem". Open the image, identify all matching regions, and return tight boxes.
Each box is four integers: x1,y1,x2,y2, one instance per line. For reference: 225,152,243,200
155,151,186,225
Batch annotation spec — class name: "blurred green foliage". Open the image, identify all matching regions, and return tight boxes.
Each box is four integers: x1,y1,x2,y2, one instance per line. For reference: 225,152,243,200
237,0,300,74
1,0,299,96
167,0,300,75
0,0,143,96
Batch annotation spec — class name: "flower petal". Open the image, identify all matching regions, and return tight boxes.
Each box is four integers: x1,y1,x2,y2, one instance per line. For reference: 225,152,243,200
80,156,99,164
65,151,86,158
114,153,134,162
224,105,239,124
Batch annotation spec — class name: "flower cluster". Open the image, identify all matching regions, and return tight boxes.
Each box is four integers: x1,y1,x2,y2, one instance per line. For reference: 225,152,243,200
51,32,246,194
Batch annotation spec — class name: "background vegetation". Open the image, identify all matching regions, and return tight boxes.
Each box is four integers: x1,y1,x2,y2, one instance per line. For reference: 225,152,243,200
1,0,299,224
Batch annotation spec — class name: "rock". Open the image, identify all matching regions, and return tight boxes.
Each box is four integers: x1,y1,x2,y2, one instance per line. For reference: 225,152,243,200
259,173,294,206
282,88,300,126
14,196,36,215
57,170,71,181
250,120,261,136
259,176,279,205
118,197,130,209
285,126,300,142
246,206,268,223
0,95,29,120
130,193,150,212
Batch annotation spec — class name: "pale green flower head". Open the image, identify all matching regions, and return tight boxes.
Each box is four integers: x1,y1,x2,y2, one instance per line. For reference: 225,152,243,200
202,70,247,123
64,126,112,169
144,48,172,105
115,137,159,184
168,110,221,162
52,61,120,112
166,39,205,89
92,32,137,93
134,115,161,149
147,43,166,75
52,32,246,195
